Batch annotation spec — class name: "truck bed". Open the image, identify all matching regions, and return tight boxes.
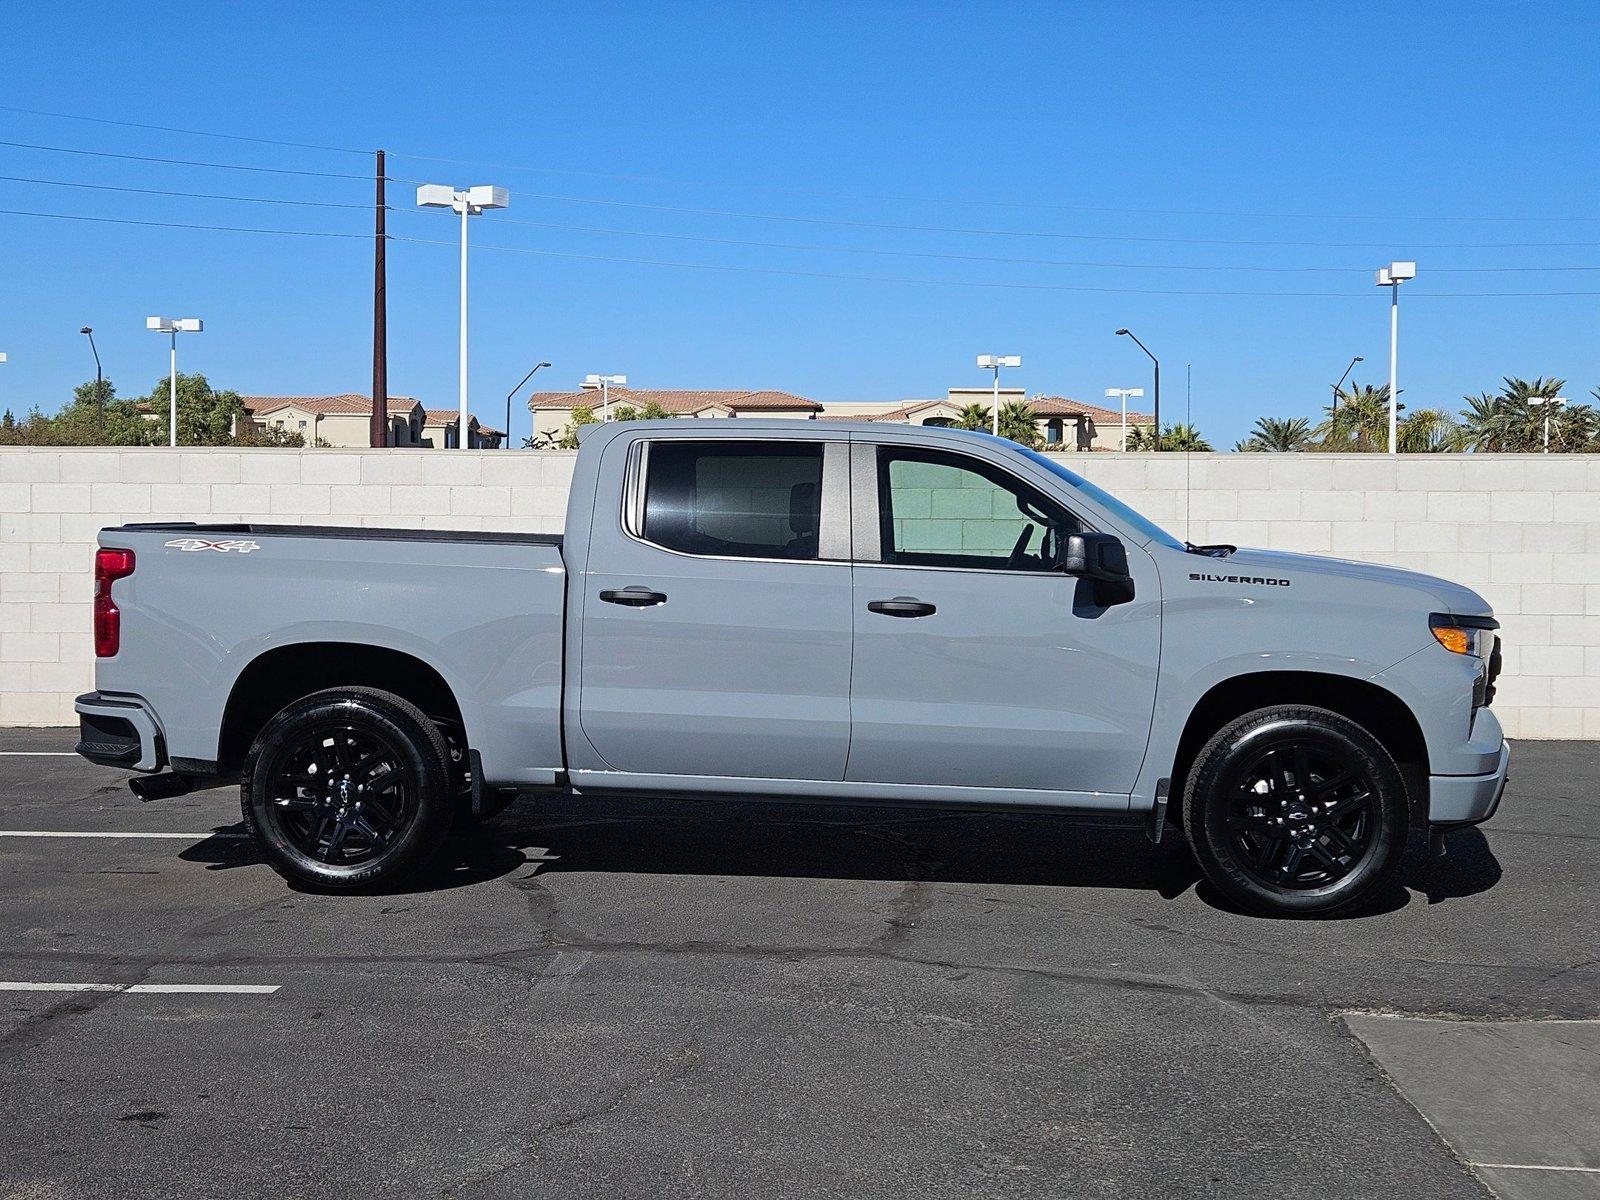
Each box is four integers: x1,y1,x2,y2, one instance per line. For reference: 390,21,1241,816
119,521,563,547
94,520,568,788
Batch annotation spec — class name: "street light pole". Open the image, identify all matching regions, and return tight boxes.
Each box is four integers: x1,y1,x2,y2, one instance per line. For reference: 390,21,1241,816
506,361,551,448
1115,329,1160,450
145,317,202,447
1374,262,1416,454
975,354,1021,436
1332,354,1363,424
79,327,103,408
585,374,628,422
1104,387,1145,451
417,184,509,447
1531,396,1567,452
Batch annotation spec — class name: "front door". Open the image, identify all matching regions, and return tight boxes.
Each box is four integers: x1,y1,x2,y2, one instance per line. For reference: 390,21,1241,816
577,435,854,782
846,441,1159,801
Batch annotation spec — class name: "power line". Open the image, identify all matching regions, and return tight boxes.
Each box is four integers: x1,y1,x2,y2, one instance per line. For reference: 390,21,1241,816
14,103,1587,224
6,138,1600,251
1,169,1592,275
3,206,1595,297
0,208,365,240
0,174,373,210
0,140,377,182
0,105,372,156
416,188,1600,252
398,208,1600,274
389,234,1600,299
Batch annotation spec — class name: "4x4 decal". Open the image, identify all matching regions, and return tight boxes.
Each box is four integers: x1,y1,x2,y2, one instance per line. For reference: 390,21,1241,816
163,538,262,554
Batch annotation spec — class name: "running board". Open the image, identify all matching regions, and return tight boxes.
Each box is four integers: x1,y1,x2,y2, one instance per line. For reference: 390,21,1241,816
1146,778,1171,844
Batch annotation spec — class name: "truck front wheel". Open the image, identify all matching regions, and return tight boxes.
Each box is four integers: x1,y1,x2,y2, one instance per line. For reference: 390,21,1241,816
1182,706,1408,916
241,687,454,890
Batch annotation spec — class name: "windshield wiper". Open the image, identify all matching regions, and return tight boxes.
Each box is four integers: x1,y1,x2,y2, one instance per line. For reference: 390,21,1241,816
1185,541,1236,558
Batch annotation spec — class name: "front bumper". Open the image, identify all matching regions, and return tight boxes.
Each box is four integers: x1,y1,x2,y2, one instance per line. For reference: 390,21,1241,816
74,691,166,773
1428,740,1510,826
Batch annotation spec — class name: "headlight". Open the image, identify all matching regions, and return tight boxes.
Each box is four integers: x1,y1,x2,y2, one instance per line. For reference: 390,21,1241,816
1429,613,1498,657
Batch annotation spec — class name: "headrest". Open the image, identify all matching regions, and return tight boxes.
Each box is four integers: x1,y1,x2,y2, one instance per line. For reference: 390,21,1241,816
789,482,819,535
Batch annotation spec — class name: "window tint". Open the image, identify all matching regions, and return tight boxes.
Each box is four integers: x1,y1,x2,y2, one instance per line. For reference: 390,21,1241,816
643,441,824,560
878,447,1080,572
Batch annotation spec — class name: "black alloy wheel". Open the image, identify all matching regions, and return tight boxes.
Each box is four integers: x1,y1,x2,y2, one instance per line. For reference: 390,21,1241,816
1183,706,1408,916
241,687,454,890
262,723,417,866
1225,739,1377,889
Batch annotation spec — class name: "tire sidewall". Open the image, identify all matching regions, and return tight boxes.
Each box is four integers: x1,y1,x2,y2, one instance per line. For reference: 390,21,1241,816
1187,709,1408,916
242,690,452,890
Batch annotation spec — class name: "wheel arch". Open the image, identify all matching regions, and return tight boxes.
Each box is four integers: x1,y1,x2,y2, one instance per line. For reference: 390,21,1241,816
218,642,466,774
1167,671,1428,822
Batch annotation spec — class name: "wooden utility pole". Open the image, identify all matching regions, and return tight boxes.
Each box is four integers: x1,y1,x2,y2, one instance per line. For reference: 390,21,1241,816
370,148,389,446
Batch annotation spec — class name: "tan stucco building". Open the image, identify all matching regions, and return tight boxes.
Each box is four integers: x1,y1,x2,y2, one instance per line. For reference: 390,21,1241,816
237,395,503,448
528,384,1149,451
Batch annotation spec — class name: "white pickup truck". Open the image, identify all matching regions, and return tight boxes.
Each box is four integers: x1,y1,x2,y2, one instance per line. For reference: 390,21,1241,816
76,421,1508,914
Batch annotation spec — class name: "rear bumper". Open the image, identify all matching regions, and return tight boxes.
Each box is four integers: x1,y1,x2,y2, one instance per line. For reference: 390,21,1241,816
74,691,166,773
1428,740,1510,826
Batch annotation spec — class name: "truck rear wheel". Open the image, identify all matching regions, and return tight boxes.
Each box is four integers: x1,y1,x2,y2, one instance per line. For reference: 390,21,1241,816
1182,706,1408,916
240,687,454,890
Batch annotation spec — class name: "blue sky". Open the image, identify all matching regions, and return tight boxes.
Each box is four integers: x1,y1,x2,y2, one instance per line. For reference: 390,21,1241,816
3,1,1597,447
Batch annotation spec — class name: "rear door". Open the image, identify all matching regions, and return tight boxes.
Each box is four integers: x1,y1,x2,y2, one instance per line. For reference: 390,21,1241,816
845,438,1159,801
575,433,855,782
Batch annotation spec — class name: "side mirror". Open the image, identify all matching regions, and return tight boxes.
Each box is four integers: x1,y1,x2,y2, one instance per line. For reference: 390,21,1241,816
1062,532,1135,606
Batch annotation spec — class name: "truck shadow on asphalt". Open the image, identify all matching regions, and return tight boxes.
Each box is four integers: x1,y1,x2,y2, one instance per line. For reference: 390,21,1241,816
181,795,1503,918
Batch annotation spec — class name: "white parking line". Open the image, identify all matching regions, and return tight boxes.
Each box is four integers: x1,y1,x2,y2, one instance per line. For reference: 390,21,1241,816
0,982,279,994
0,751,78,756
0,830,249,840
1471,1163,1600,1173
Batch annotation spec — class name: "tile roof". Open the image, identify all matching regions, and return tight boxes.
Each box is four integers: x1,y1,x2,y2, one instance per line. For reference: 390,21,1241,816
526,387,822,414
423,410,500,433
1031,395,1153,424
242,394,420,417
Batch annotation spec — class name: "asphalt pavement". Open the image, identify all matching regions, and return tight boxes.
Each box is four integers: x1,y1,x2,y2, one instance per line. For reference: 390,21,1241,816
1,729,1596,1199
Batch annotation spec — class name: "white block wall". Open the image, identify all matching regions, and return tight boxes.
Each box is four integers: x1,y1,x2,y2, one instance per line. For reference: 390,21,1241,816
3,447,1597,737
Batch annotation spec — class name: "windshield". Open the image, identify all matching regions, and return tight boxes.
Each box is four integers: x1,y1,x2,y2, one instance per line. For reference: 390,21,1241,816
1016,446,1186,551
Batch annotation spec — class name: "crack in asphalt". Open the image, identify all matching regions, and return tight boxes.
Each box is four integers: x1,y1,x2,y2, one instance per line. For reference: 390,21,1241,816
440,1049,701,1198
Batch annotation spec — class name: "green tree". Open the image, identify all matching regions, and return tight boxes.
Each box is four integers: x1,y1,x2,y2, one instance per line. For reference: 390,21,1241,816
1236,416,1313,452
1125,422,1211,452
134,373,247,446
997,400,1041,448
637,400,670,420
1458,377,1594,452
556,403,598,449
611,404,640,423
1319,382,1398,452
1396,408,1462,453
953,402,991,431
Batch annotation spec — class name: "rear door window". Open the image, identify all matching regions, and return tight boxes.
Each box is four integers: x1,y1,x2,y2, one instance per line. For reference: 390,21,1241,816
642,441,824,560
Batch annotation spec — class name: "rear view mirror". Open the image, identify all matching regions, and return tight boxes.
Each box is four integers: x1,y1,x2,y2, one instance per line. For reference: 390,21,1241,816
1063,532,1134,606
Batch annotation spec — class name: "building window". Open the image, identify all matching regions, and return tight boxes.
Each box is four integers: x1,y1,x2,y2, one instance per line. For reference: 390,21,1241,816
1046,419,1063,445
642,440,823,560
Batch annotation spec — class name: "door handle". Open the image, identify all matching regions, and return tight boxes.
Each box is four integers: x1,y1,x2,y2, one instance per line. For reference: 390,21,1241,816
867,596,936,618
599,586,668,607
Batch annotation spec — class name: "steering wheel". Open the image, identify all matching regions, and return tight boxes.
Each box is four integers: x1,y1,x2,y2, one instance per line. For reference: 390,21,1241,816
1006,525,1035,569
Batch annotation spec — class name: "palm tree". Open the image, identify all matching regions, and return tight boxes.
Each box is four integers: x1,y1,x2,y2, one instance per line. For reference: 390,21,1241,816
1237,416,1312,452
953,402,991,432
1319,382,1397,452
1126,422,1211,452
1459,377,1594,452
1396,408,1462,453
997,400,1041,448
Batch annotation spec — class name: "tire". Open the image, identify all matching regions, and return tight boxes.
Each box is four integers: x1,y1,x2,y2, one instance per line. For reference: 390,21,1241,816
240,687,454,890
1181,705,1408,916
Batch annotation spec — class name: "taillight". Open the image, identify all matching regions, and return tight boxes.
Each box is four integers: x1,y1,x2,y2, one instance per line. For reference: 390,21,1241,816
93,548,135,658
